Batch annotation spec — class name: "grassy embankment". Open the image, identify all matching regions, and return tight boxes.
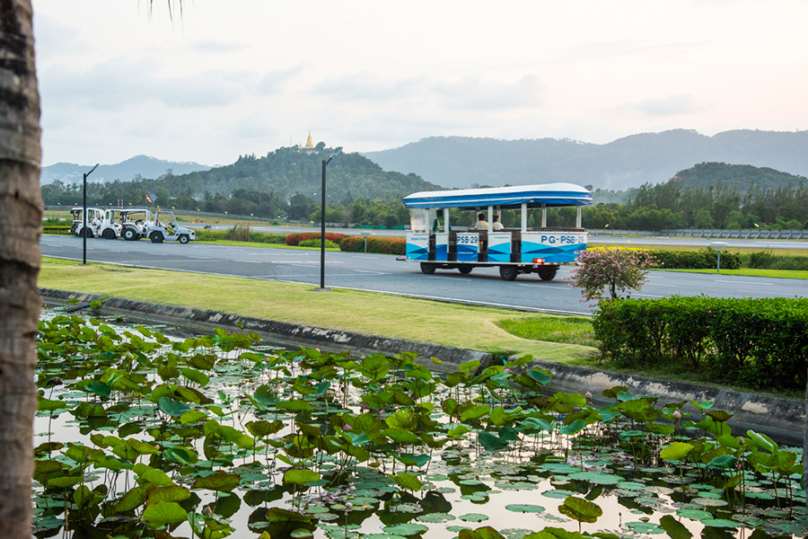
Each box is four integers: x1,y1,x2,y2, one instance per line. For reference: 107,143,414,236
39,257,597,363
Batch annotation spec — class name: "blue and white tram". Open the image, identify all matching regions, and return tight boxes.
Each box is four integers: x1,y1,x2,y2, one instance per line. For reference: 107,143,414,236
402,183,592,281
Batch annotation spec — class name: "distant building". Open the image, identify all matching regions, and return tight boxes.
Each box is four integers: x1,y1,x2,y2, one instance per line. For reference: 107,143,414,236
298,132,317,153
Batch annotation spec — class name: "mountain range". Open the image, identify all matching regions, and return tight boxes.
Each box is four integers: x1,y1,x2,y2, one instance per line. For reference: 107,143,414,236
362,129,808,191
40,155,210,185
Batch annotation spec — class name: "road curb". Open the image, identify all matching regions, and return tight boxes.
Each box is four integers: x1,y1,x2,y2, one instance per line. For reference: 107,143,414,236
40,288,490,373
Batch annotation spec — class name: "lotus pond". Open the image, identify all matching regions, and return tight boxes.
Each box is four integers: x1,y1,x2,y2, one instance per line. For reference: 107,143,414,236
33,308,807,539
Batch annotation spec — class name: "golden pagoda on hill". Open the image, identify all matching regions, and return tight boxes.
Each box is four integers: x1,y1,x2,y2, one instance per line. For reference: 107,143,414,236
298,131,317,153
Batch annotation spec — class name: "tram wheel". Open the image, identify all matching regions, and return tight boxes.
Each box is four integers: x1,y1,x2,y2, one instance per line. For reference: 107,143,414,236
499,265,518,281
537,266,558,281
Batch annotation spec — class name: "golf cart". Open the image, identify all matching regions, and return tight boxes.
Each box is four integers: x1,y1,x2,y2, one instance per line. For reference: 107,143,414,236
95,208,124,240
70,206,104,237
146,209,196,244
119,208,152,241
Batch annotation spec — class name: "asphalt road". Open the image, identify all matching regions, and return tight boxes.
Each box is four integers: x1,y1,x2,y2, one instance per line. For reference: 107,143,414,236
41,235,807,315
188,224,808,250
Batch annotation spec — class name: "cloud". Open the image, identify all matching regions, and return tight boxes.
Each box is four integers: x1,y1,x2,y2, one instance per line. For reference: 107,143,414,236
39,58,249,110
432,75,545,111
625,94,702,116
312,72,422,102
192,40,246,53
257,65,305,95
33,14,92,58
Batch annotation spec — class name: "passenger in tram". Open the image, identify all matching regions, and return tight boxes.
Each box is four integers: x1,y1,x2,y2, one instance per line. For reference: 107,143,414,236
492,215,504,231
475,213,489,230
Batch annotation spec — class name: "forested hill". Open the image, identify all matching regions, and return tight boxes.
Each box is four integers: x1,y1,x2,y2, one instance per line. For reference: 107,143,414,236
672,162,808,191
171,147,439,203
363,130,808,190
41,147,441,216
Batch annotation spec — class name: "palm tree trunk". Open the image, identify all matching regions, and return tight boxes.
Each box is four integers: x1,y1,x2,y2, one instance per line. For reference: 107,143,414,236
0,1,42,537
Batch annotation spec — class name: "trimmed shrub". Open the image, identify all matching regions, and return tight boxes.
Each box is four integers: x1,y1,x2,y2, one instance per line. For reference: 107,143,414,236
299,238,339,249
744,250,808,271
340,236,406,255
588,246,741,270
42,225,72,235
196,229,287,244
650,248,741,270
594,296,808,391
286,232,348,246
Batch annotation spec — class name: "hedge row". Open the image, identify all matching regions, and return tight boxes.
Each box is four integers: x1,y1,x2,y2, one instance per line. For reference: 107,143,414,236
588,246,741,269
649,248,741,270
195,230,287,244
339,236,406,255
743,251,808,271
286,232,348,246
43,226,72,235
594,296,808,391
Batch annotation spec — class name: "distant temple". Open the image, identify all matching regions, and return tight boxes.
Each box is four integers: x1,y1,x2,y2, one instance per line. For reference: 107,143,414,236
298,131,318,153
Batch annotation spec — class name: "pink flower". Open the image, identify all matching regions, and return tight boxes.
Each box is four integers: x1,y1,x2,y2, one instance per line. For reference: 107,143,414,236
504,368,513,373
672,410,681,419
344,424,352,432
585,391,592,398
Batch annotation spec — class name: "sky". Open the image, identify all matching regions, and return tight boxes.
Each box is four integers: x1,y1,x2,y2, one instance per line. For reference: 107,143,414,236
33,0,808,167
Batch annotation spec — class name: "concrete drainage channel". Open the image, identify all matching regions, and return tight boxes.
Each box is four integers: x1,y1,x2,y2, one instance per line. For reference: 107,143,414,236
41,288,806,447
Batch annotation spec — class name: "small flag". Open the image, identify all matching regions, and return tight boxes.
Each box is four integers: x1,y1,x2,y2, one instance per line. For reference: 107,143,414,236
146,194,153,204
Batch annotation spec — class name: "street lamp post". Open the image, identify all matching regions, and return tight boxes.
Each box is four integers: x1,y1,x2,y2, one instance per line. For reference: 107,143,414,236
710,241,728,273
82,164,99,265
319,147,342,290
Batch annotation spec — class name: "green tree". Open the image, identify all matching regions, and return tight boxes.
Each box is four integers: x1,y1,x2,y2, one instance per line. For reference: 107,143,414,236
693,208,714,229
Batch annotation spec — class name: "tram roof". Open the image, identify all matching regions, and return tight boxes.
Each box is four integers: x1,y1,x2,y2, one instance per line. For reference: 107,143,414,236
403,183,592,209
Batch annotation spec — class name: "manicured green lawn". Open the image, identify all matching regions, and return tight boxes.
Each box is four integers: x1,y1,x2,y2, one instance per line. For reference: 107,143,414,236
661,268,808,280
39,257,598,363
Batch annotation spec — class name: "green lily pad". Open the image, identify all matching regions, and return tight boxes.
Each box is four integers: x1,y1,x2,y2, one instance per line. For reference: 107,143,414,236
693,498,728,507
701,518,740,528
417,513,455,523
382,523,429,535
568,471,623,485
625,521,664,534
459,513,489,522
541,489,576,499
505,504,545,513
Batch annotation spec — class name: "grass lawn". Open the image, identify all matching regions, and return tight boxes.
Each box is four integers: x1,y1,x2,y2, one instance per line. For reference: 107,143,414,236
598,242,808,257
39,257,598,363
195,240,341,251
661,268,808,280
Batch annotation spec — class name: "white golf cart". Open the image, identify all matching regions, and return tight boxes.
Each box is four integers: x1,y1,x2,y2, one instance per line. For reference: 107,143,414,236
146,209,196,244
70,206,104,238
119,208,152,241
95,208,124,240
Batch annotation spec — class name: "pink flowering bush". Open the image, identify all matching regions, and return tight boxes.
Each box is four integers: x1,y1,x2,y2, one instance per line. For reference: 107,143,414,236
569,247,657,301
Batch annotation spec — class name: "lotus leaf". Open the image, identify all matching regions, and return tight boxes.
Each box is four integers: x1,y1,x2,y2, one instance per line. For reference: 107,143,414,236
505,504,545,513
567,471,623,485
382,523,429,535
393,472,423,492
558,496,602,523
461,404,491,422
459,513,489,522
157,397,190,417
625,522,664,534
660,442,694,461
142,501,187,528
284,469,320,486
193,470,241,491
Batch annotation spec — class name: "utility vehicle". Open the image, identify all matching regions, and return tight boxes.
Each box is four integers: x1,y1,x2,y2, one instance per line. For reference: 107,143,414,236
146,209,196,244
